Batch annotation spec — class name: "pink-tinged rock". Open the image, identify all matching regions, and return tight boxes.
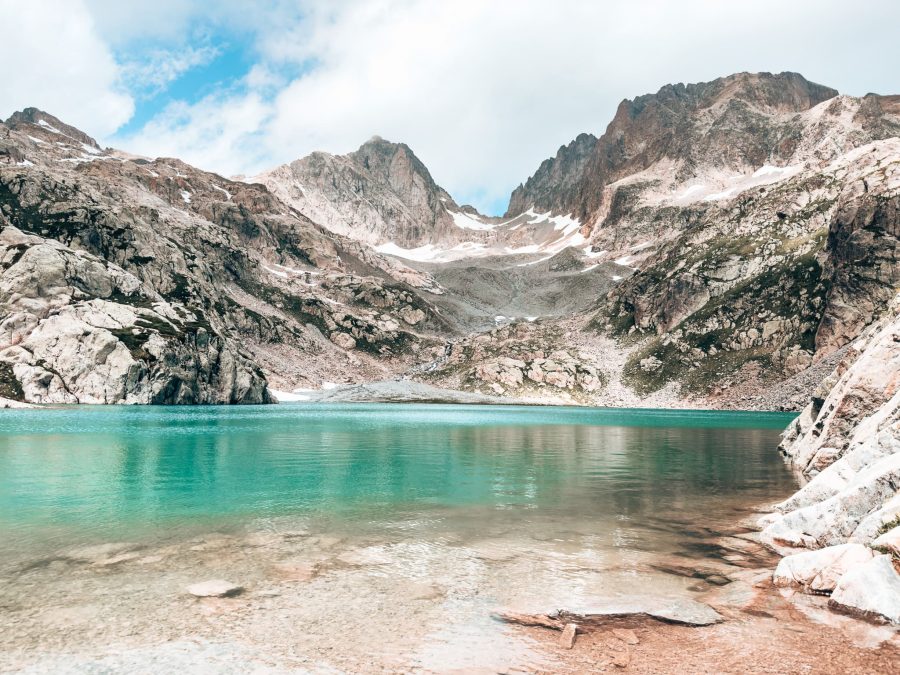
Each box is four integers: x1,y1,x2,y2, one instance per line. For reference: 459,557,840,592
559,623,577,649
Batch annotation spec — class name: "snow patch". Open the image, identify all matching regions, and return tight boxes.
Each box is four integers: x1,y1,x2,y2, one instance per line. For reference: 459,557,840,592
449,210,495,231
271,390,312,402
37,119,61,134
704,187,736,201
752,164,791,178
27,135,45,144
180,190,192,204
678,184,706,199
212,184,232,200
515,255,555,267
16,160,34,167
263,265,289,278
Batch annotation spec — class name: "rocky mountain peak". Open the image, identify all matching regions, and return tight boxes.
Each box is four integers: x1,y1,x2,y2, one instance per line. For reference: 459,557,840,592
254,136,467,248
4,107,101,149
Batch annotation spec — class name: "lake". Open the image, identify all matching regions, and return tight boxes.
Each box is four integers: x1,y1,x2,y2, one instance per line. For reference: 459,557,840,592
0,403,797,671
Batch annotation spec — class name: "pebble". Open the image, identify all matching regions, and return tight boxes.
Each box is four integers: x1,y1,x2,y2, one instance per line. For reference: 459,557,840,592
612,628,639,645
186,580,243,598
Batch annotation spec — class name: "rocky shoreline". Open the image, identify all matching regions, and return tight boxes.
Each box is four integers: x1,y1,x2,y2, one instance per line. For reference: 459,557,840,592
757,294,900,623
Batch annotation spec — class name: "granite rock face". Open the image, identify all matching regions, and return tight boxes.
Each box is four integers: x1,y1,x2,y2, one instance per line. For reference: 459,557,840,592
0,224,269,404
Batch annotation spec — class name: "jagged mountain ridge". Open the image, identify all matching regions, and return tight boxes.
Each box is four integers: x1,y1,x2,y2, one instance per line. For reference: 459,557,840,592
1,70,899,409
506,72,900,224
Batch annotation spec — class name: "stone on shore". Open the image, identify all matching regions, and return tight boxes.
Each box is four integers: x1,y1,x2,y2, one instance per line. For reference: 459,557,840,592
829,555,900,623
186,580,244,598
612,628,639,645
559,623,577,649
773,543,875,593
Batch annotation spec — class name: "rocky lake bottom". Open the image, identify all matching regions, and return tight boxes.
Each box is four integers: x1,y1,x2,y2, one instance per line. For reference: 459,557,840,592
0,404,896,672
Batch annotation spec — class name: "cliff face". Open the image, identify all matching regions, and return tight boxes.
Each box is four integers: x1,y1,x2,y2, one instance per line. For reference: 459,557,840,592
505,132,597,218
760,295,900,623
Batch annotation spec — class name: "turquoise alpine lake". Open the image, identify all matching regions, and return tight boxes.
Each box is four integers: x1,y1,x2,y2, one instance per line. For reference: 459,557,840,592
0,403,796,548
0,403,801,671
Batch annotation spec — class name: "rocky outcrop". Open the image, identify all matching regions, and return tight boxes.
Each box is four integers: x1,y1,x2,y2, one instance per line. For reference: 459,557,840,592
605,138,900,402
0,223,270,404
760,295,900,623
506,132,597,217
419,321,605,402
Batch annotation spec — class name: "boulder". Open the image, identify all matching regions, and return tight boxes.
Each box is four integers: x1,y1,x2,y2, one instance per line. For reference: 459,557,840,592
773,543,874,593
330,332,357,350
829,555,900,623
761,452,900,549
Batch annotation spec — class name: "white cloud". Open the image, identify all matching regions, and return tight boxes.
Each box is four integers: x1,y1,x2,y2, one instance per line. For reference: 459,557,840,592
120,91,272,178
0,0,133,137
121,44,221,97
9,1,900,213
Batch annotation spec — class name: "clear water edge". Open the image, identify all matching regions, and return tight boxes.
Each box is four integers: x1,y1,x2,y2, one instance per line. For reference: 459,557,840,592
0,403,799,671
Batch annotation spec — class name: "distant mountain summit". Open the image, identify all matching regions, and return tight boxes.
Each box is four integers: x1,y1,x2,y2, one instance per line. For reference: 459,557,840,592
254,136,493,248
5,107,101,150
506,71,899,223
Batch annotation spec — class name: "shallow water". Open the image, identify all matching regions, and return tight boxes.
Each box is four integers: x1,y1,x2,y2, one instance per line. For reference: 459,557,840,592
0,403,798,671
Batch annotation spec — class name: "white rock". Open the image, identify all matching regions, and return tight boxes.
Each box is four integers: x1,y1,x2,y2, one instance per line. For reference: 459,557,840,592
850,493,900,543
830,555,900,623
186,579,243,598
773,543,874,593
762,452,900,549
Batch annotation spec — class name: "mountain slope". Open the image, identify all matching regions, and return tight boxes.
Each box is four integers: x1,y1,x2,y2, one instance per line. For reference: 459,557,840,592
0,110,451,403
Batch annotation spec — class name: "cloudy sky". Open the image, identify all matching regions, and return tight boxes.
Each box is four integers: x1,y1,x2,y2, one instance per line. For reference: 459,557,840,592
2,0,898,214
